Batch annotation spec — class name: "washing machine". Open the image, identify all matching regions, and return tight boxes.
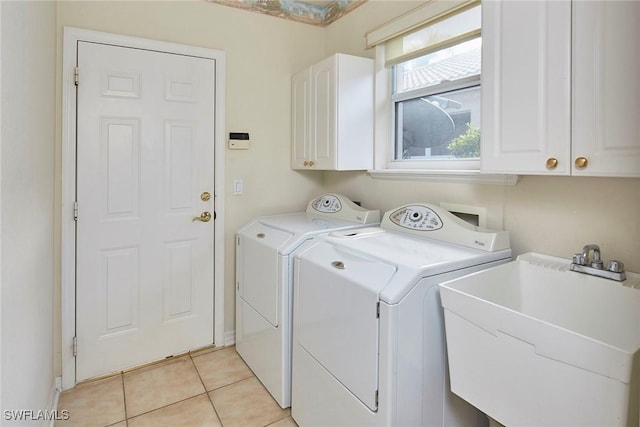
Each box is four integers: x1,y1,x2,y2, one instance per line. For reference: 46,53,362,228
235,194,379,408
291,203,512,426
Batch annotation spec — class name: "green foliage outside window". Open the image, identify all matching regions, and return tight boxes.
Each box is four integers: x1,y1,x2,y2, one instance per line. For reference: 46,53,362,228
447,124,480,158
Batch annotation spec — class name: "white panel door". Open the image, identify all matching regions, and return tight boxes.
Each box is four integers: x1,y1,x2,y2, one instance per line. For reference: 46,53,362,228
572,1,640,177
76,41,215,380
291,68,311,169
311,56,336,170
480,0,571,175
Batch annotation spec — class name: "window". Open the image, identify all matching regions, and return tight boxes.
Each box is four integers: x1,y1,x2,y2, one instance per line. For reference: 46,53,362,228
366,1,489,176
393,37,481,163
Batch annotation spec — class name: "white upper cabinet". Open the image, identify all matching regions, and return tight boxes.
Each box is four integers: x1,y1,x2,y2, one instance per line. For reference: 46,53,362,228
481,0,571,175
291,53,374,171
572,1,640,177
481,0,640,177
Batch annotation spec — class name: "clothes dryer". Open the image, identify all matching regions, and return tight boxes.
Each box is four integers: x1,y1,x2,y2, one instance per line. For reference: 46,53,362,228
235,194,379,408
291,203,511,426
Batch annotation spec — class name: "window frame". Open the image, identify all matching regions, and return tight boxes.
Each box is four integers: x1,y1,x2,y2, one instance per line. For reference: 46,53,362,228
390,73,482,170
367,2,518,185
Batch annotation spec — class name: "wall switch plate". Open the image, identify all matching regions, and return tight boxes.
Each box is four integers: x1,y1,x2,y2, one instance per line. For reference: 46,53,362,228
233,179,243,195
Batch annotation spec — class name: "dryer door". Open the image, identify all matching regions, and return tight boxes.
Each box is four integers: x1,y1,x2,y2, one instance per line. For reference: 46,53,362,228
295,242,396,411
237,223,293,326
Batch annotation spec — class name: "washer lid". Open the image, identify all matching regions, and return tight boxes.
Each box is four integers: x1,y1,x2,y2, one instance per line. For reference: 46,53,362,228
319,228,511,304
241,213,374,255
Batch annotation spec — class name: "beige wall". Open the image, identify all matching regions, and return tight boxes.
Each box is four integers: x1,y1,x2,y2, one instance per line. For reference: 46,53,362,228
55,0,326,372
323,1,640,270
2,0,57,416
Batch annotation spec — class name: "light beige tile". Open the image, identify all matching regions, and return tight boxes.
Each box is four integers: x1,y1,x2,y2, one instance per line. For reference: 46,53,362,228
106,422,127,427
209,377,290,427
267,416,299,427
192,346,253,391
127,394,221,427
189,345,222,358
56,375,125,427
124,355,205,417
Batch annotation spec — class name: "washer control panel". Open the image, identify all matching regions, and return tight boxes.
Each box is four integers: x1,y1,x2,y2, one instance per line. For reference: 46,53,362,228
389,205,443,231
381,203,510,251
311,194,342,213
306,194,380,224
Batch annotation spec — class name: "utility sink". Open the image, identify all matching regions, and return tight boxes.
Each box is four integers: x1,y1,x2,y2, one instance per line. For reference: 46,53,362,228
439,252,640,427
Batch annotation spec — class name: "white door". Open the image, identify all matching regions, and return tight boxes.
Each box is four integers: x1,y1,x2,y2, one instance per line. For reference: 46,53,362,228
75,41,215,380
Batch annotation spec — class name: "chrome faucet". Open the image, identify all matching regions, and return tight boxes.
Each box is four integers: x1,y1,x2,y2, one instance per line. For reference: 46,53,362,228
570,243,626,281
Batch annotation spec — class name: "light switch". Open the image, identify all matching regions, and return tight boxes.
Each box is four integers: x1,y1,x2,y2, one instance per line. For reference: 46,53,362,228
233,179,243,195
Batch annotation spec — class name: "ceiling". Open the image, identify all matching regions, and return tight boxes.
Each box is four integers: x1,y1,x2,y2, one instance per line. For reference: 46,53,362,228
207,0,366,26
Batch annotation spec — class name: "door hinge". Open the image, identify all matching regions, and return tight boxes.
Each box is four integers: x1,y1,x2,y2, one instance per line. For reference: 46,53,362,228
72,336,78,357
74,67,79,86
376,302,380,318
375,390,379,407
73,201,79,221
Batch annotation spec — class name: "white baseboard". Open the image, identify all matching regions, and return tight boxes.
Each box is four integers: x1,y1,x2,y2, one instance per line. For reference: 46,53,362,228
224,331,235,346
43,377,62,427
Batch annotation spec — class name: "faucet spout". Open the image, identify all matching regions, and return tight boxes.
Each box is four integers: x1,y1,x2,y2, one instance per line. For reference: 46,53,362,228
581,244,603,269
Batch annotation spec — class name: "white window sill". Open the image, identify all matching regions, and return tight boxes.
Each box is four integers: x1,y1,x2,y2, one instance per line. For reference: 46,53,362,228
367,169,519,185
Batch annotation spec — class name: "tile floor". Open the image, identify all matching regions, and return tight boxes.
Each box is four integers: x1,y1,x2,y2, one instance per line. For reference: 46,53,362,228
56,346,297,427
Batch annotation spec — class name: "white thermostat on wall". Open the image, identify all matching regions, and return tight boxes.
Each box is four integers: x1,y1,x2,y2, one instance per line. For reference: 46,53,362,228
228,132,250,150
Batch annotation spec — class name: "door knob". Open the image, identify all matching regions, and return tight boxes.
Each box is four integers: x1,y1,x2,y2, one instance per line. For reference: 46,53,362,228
193,212,212,222
201,192,211,202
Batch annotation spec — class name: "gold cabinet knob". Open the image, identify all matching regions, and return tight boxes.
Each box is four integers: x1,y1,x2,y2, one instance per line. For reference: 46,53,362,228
309,160,314,167
201,191,211,202
575,157,588,169
546,158,558,169
192,211,212,222
303,161,309,166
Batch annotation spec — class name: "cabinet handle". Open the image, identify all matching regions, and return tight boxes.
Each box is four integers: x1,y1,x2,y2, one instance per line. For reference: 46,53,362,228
575,157,588,169
303,161,309,166
546,158,558,170
309,161,314,167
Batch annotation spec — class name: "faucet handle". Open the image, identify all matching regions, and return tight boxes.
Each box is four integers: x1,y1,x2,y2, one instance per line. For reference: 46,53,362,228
607,260,625,273
590,249,604,269
572,253,586,265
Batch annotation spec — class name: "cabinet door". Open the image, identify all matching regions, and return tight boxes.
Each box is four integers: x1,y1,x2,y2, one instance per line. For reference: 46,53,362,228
291,68,311,169
311,56,336,170
481,0,571,175
572,1,640,177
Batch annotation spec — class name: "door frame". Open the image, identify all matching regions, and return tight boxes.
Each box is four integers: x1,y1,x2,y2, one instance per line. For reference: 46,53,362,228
61,27,226,390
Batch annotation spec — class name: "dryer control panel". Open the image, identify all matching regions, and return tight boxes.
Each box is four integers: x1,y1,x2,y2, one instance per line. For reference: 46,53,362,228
382,203,510,252
306,194,380,224
310,195,342,213
389,205,443,231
